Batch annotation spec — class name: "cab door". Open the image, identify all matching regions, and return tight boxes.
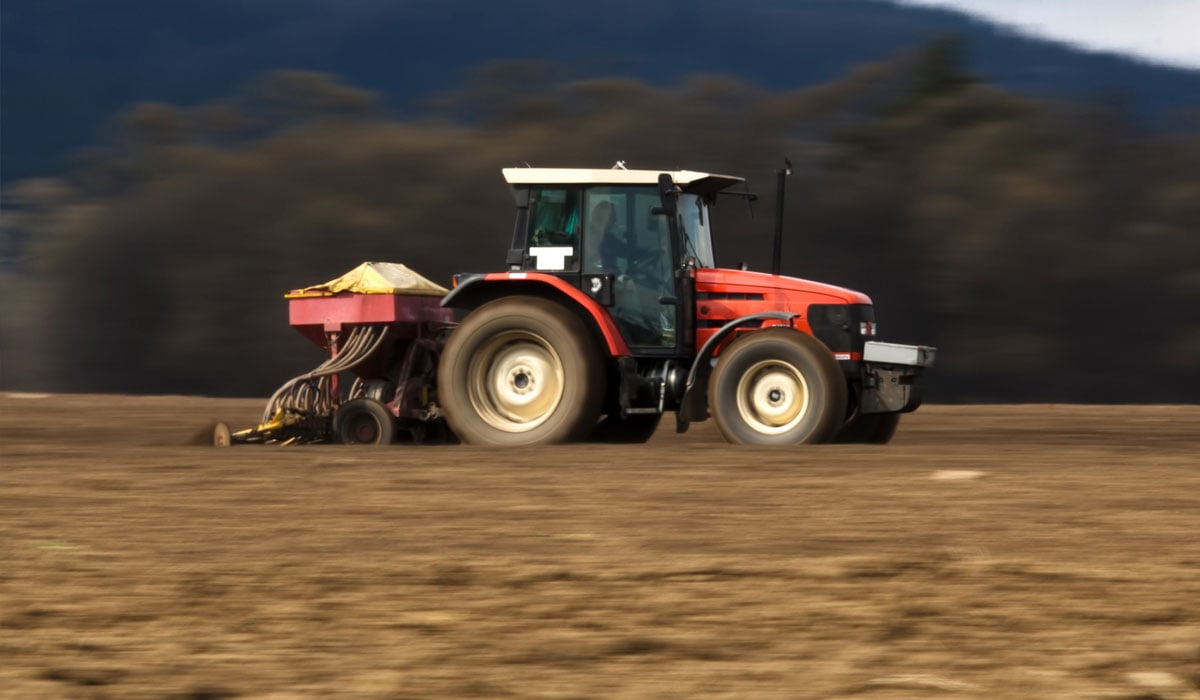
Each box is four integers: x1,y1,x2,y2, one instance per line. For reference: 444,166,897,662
579,186,685,355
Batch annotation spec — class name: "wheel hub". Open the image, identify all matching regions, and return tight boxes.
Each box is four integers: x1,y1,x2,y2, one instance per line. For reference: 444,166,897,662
350,415,379,443
736,361,811,435
470,331,565,432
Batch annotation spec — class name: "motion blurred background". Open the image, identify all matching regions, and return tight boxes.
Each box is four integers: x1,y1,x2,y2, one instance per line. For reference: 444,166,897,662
2,0,1198,402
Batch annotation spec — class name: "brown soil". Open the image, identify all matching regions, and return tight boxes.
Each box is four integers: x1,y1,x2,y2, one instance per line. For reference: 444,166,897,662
2,395,1198,698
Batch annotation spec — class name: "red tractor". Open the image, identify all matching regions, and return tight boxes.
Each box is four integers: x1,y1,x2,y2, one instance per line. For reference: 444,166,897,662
218,165,933,447
437,165,931,446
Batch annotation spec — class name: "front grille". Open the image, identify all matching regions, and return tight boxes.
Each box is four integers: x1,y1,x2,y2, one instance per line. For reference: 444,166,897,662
806,304,874,354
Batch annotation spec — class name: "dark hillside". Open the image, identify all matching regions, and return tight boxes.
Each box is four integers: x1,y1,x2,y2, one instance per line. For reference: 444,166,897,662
2,48,1197,402
3,0,1198,182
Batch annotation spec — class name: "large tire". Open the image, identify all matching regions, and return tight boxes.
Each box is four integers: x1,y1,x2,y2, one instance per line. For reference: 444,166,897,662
438,297,604,446
834,412,901,444
334,398,395,445
708,329,848,445
589,413,662,443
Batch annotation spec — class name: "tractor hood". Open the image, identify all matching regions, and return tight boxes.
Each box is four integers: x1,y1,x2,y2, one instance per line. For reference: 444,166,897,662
696,268,872,306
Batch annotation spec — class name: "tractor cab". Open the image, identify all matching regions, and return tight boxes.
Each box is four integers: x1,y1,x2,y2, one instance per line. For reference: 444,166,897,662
500,167,741,355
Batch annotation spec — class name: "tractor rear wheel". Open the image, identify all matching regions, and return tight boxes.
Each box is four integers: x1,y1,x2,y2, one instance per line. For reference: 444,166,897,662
438,297,603,446
834,412,901,444
709,329,847,445
334,398,395,445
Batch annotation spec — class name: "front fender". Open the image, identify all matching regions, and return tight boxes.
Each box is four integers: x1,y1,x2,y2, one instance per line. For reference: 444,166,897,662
676,312,797,425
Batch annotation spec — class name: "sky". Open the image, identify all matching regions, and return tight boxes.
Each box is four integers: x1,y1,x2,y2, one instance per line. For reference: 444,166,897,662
895,0,1200,70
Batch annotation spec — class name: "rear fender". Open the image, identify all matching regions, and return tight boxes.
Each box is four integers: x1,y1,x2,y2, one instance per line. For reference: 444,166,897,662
442,272,630,357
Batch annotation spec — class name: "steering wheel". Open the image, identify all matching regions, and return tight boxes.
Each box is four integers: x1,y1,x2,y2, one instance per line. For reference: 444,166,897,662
623,245,666,287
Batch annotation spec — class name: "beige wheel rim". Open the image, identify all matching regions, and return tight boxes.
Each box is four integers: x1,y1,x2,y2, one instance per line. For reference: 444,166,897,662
468,330,565,433
734,360,810,435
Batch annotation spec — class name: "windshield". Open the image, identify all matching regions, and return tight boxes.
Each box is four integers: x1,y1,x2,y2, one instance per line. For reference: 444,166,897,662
678,194,715,268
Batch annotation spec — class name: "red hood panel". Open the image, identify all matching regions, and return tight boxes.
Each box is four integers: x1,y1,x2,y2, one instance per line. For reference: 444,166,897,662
695,268,872,305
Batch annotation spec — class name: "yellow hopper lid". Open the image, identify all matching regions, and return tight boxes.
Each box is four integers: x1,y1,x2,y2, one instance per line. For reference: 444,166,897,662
287,262,449,298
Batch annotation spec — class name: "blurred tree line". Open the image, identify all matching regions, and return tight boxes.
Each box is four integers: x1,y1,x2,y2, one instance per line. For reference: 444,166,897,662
2,40,1198,401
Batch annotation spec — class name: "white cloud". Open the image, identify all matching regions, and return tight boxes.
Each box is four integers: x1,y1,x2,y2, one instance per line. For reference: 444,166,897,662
894,0,1200,70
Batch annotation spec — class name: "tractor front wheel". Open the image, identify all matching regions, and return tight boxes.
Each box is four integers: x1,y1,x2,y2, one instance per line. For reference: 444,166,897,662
438,297,603,446
709,329,847,445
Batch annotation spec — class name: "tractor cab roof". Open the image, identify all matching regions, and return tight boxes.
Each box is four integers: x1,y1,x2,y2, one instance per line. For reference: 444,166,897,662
502,167,744,196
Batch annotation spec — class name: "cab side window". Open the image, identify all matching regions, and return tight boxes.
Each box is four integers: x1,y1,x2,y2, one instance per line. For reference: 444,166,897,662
525,188,580,272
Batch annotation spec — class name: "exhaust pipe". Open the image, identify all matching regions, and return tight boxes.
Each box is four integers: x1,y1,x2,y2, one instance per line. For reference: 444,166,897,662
771,158,792,276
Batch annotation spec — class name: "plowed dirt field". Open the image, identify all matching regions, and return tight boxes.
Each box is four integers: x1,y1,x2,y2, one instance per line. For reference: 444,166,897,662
1,395,1198,698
